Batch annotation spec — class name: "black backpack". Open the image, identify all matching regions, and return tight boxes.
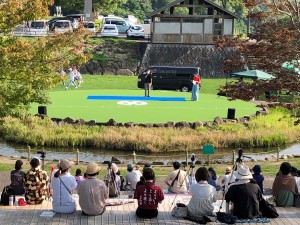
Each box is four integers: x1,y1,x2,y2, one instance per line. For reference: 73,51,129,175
0,186,14,205
259,198,279,218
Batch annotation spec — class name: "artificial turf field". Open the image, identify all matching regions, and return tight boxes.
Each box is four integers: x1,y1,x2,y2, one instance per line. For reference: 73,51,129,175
29,76,258,123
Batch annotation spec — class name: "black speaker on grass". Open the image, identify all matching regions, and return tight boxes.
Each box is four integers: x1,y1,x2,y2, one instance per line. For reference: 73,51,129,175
227,108,235,119
38,106,47,115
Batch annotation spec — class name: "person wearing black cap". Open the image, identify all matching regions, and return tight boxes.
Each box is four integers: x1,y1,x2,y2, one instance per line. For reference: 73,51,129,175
164,161,187,194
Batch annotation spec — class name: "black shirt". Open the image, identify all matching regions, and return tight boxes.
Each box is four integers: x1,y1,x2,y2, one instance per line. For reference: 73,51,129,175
225,182,262,219
144,73,152,84
10,170,25,195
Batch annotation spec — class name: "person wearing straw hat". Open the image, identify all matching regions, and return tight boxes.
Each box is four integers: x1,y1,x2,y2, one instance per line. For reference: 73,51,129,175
225,165,262,219
51,159,77,213
78,162,108,216
221,167,236,195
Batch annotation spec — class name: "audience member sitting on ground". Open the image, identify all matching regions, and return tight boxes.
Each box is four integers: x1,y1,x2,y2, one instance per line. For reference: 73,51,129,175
136,162,153,188
134,165,143,177
221,167,236,195
187,167,217,219
134,167,164,218
164,161,188,194
295,170,300,192
51,159,77,213
272,162,299,206
252,165,264,193
75,168,84,186
125,163,141,191
225,165,262,219
10,160,25,195
104,163,121,197
78,162,108,216
208,167,220,191
23,158,49,205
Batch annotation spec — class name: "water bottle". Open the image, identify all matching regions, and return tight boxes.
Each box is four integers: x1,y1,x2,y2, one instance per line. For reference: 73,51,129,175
9,196,13,206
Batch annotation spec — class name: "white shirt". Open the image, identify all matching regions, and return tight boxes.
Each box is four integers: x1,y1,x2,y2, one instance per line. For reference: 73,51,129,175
222,173,236,191
188,181,217,218
51,174,77,213
125,171,141,190
69,71,75,81
295,177,300,192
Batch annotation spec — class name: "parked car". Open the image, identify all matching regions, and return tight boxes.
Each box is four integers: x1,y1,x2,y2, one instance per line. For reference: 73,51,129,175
54,20,73,33
103,17,130,33
138,66,200,92
28,20,49,36
126,25,145,38
48,17,76,31
84,21,96,33
144,18,151,24
100,24,118,37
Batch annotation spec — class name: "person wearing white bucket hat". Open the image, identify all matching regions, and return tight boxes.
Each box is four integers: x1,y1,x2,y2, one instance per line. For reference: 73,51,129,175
225,165,262,219
78,162,108,216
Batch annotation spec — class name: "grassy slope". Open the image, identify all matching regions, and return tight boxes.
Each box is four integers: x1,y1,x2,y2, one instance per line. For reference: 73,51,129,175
30,76,257,123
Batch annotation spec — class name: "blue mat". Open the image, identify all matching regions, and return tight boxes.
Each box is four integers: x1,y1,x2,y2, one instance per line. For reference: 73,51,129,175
87,95,186,102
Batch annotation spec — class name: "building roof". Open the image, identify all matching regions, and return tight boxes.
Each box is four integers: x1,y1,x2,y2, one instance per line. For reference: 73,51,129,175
148,0,237,18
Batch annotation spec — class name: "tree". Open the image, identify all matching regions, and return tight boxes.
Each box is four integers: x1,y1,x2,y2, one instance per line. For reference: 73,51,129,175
0,0,91,117
115,0,152,19
215,0,300,107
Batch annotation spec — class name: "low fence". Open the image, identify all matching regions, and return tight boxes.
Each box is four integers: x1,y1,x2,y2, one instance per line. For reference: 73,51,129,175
25,145,285,168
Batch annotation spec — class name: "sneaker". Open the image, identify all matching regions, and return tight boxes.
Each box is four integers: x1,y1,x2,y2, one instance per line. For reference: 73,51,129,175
65,87,68,90
75,87,78,89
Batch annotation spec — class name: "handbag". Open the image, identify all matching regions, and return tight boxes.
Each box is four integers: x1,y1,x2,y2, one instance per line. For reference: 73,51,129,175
216,212,237,224
295,194,300,208
171,203,188,217
259,198,279,218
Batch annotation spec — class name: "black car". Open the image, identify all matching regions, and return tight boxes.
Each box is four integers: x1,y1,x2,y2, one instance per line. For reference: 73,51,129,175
138,66,200,92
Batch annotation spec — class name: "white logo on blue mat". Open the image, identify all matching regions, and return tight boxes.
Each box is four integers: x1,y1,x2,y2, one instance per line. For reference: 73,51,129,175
117,101,148,106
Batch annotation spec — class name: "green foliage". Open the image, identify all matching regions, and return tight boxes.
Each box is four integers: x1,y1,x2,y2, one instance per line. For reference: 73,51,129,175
217,123,246,133
0,2,92,118
0,107,299,151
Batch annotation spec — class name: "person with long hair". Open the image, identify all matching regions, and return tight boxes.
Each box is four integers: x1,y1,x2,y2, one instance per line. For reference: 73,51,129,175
187,167,217,219
10,160,25,195
134,168,164,218
51,159,77,213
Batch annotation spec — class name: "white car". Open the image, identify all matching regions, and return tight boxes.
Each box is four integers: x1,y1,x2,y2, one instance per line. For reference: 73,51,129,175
84,21,96,33
29,20,49,36
126,25,145,38
54,20,73,33
100,24,118,37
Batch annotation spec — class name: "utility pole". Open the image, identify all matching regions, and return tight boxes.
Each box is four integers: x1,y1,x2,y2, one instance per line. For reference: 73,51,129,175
84,0,93,21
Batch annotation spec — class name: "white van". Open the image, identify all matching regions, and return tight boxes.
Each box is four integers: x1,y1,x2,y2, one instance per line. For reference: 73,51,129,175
29,20,49,36
102,17,130,33
54,20,73,33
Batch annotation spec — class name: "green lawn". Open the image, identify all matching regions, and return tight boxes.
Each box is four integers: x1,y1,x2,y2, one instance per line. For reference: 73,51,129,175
30,76,257,123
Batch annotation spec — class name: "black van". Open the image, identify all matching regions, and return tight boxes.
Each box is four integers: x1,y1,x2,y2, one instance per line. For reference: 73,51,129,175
137,66,200,92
